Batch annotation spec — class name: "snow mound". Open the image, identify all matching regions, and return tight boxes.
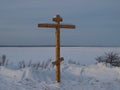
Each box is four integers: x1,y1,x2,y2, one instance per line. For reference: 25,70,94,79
0,63,120,90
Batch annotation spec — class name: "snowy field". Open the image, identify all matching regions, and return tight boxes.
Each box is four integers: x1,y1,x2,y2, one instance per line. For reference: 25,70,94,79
0,47,120,65
0,47,120,90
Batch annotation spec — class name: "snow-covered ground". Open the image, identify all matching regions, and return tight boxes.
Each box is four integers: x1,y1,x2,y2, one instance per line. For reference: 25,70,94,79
0,47,120,90
1,63,120,90
0,47,119,65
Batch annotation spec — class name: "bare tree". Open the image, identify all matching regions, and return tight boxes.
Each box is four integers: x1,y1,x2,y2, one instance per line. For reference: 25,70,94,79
96,52,120,67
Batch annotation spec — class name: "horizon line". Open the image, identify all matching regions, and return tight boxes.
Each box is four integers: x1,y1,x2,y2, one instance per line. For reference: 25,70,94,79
0,45,120,47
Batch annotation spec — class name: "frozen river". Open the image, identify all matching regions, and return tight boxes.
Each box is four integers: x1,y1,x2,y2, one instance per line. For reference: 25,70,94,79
0,47,120,65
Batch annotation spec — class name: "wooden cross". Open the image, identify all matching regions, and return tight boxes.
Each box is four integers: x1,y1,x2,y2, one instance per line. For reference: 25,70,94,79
38,15,75,82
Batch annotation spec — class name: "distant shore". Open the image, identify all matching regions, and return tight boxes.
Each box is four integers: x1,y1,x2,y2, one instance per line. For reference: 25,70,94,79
0,45,120,47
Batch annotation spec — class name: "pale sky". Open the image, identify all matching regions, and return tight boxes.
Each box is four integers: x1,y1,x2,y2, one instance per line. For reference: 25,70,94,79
0,0,120,46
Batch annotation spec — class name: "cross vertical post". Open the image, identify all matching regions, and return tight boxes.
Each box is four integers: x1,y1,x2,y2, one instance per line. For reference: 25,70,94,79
38,14,75,83
53,15,62,82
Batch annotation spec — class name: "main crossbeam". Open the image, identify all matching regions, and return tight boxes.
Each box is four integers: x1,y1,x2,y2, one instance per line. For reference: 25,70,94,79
38,23,75,29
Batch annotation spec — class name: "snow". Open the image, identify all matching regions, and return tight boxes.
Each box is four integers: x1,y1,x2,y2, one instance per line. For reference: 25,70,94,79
0,47,120,90
0,47,119,65
1,63,120,90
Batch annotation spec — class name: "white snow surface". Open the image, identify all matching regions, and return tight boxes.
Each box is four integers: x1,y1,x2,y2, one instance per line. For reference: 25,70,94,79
0,47,119,65
0,63,120,90
0,47,120,90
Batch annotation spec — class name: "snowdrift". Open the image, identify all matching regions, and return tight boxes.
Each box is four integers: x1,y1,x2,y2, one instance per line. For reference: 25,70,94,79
0,63,120,90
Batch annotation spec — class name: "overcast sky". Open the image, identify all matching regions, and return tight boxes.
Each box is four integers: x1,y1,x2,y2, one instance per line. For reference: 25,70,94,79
0,0,120,46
